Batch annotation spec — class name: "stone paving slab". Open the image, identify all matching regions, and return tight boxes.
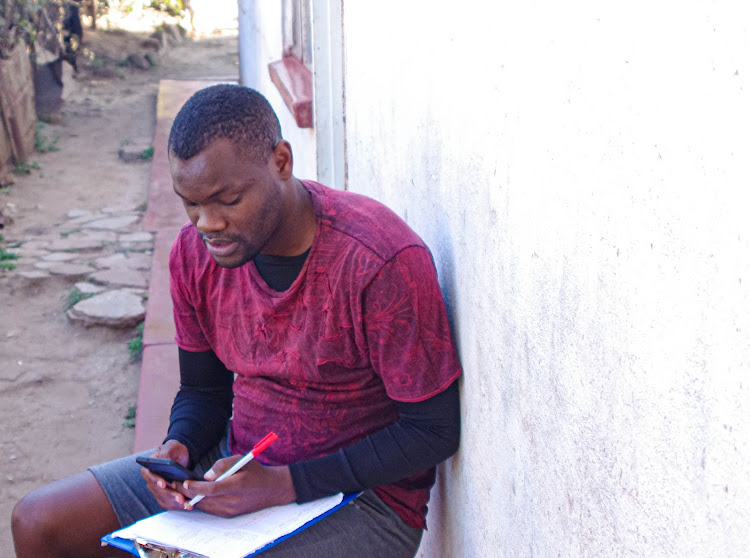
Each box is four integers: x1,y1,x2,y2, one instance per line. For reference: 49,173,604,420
20,240,54,251
94,252,152,270
42,252,79,262
119,241,155,252
82,214,141,231
34,262,58,270
95,253,128,268
67,289,146,328
119,232,154,243
48,263,95,277
48,232,117,251
66,209,94,219
7,213,161,290
18,270,50,280
74,282,107,294
89,267,149,288
8,247,50,258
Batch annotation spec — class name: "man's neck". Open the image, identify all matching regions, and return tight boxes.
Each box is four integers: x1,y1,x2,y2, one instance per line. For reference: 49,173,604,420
261,178,316,257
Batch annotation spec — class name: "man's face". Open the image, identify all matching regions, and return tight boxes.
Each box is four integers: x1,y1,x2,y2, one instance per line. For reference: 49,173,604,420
170,138,282,268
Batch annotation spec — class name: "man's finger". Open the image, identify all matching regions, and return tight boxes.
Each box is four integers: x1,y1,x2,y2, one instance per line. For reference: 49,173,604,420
141,467,167,489
204,455,243,481
180,478,221,498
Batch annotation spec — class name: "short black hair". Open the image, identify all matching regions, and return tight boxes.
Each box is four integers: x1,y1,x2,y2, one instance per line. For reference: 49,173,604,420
168,84,282,163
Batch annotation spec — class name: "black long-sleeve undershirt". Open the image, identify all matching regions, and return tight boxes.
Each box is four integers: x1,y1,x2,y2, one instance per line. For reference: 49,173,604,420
165,348,461,501
165,349,234,467
290,378,460,502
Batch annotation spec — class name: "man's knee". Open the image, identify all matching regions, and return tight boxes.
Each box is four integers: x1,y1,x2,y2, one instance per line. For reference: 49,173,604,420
12,485,62,551
12,470,120,557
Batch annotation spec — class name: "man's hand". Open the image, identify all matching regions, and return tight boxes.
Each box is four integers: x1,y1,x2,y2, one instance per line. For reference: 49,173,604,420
180,456,296,517
140,440,193,510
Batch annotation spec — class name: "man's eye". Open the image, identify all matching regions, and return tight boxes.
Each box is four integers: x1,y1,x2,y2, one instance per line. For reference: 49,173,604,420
223,197,241,206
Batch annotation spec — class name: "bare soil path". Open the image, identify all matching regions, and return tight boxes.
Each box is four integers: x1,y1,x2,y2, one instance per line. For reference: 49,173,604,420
0,7,238,552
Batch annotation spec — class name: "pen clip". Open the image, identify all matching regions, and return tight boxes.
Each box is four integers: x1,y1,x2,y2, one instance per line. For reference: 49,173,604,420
251,432,278,456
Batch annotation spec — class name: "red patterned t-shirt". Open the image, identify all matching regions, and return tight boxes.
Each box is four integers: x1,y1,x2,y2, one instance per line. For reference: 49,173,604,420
169,180,462,528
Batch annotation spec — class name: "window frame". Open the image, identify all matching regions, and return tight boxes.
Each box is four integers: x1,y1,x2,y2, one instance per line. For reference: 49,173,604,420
269,0,314,128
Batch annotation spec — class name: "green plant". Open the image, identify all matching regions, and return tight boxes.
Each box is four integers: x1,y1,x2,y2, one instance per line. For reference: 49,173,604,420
123,406,136,428
121,1,136,15
139,146,155,161
65,288,94,310
0,234,18,270
34,122,60,153
149,0,184,17
128,322,145,360
135,201,148,212
13,160,41,175
13,161,31,175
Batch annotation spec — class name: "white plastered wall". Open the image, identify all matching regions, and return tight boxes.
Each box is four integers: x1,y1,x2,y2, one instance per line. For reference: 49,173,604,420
237,0,316,179
341,2,750,557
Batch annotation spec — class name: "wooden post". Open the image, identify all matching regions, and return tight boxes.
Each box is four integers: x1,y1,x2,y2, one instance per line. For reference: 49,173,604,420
88,0,98,29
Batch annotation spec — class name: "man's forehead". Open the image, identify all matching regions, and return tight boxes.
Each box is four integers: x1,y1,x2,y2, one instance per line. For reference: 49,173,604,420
171,138,261,165
170,139,270,186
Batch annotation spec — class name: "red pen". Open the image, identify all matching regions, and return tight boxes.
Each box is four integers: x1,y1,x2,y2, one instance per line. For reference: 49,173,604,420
187,432,278,507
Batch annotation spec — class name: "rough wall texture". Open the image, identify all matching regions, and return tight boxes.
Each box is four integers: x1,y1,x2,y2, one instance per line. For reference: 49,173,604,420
342,2,749,557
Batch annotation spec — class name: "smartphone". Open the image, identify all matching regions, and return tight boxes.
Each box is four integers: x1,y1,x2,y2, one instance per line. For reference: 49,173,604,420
136,457,201,483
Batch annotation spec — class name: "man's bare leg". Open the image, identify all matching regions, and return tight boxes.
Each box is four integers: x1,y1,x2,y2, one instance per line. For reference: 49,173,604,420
12,470,131,558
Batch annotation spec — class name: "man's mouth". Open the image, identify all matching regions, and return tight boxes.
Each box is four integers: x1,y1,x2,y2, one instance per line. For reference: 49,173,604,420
203,237,238,257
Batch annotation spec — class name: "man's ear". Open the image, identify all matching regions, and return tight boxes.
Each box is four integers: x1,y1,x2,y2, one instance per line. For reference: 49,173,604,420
271,140,293,180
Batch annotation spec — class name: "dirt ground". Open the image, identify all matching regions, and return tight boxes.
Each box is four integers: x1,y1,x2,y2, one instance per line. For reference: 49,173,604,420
0,6,239,553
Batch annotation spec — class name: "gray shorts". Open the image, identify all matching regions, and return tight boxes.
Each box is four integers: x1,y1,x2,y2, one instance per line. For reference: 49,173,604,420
88,441,229,528
88,445,423,558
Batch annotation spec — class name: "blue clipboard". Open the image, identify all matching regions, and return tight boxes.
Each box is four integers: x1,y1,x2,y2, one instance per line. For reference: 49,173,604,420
101,492,361,557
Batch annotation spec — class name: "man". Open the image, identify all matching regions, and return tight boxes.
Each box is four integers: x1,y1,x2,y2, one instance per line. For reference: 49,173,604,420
12,84,462,558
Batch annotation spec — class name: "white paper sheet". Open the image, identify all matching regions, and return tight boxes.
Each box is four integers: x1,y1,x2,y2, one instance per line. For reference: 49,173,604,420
110,493,344,558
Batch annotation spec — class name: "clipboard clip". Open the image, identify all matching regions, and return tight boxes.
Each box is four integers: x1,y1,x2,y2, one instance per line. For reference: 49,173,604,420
134,538,209,558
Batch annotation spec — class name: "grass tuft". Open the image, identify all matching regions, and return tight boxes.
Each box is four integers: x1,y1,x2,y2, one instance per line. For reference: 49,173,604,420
128,322,145,360
34,122,61,153
139,146,155,161
0,236,19,271
65,288,94,310
123,406,136,428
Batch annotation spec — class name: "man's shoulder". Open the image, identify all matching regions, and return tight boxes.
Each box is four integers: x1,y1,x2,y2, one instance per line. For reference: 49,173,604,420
305,180,425,262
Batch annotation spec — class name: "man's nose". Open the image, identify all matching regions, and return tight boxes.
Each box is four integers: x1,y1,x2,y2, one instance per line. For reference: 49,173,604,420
195,206,225,233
